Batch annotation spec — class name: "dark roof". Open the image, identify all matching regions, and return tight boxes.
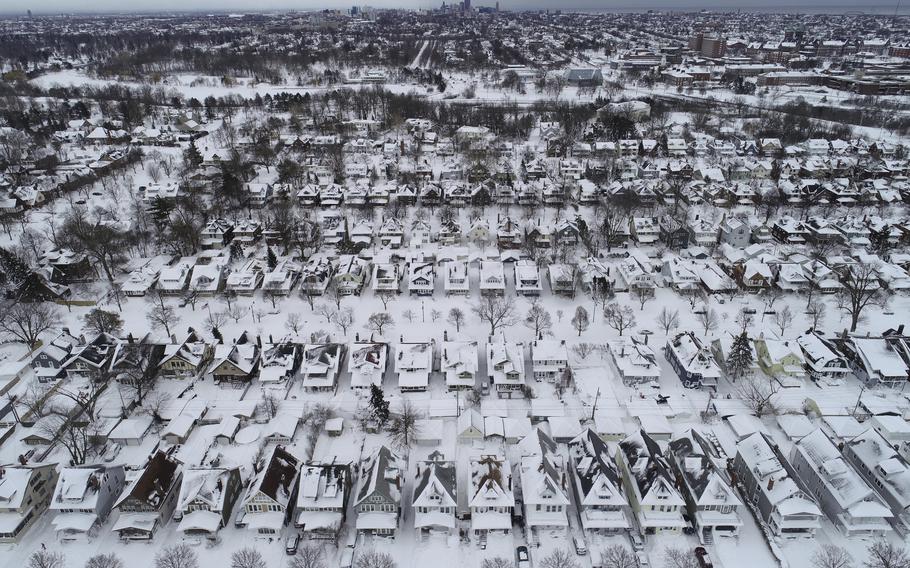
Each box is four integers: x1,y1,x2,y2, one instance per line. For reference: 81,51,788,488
259,446,299,501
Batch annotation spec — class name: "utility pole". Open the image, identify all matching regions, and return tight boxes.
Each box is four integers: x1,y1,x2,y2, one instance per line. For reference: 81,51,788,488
590,387,600,420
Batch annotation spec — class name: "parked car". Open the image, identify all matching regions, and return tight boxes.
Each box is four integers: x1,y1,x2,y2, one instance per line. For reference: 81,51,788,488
694,547,713,568
517,546,530,568
573,536,587,556
285,533,300,555
636,551,650,567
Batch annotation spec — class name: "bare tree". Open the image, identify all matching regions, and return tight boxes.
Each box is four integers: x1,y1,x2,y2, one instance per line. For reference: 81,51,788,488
285,313,302,335
155,545,198,568
473,295,519,336
261,390,280,419
697,308,719,336
376,290,396,310
289,545,326,568
146,291,178,338
840,263,884,332
864,540,910,568
524,300,553,337
571,306,590,336
315,301,339,323
355,550,395,568
402,309,416,323
539,549,579,568
231,549,265,568
774,305,794,336
807,298,826,330
448,307,466,332
604,302,636,336
83,308,123,336
663,548,699,568
632,287,653,311
86,554,124,568
387,398,423,454
334,307,355,335
600,545,637,568
0,301,61,348
812,545,853,568
738,375,781,417
29,551,65,568
657,307,680,335
365,312,394,335
761,288,783,314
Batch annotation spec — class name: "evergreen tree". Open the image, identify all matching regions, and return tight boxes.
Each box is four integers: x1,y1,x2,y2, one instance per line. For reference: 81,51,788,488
183,140,203,170
368,383,390,425
727,331,754,383
149,197,175,226
266,247,278,270
0,247,30,293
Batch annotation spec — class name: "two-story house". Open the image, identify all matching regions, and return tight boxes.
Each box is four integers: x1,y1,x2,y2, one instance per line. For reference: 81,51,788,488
158,330,212,379
0,463,58,543
355,446,403,537
112,450,183,540
789,429,892,536
348,343,387,389
518,429,570,536
395,342,433,393
844,428,910,533
668,431,743,543
531,340,568,383
441,341,478,391
50,464,125,542
174,466,243,539
665,332,721,389
487,338,525,399
733,432,822,537
468,454,515,536
300,344,344,392
294,461,352,542
616,430,686,535
242,445,300,536
567,428,631,535
413,452,457,538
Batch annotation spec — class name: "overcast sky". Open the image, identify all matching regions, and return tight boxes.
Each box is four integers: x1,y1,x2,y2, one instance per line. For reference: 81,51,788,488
0,0,900,15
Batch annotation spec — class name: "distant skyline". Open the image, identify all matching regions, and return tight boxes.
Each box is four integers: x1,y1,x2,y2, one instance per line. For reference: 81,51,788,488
1,0,907,16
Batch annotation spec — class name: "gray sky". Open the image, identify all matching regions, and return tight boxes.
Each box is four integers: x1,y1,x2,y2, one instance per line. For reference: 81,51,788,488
0,0,900,15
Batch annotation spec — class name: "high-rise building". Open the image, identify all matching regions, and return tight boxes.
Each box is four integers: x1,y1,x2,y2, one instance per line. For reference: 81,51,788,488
464,0,471,11
701,37,726,58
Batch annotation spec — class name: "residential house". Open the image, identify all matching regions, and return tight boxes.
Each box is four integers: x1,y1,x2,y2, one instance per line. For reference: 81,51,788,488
259,342,301,386
734,432,822,537
372,262,402,294
567,428,631,534
514,261,542,296
754,337,807,381
790,429,892,536
548,264,577,297
300,344,344,392
468,455,515,536
797,333,849,383
295,461,352,542
348,343,387,389
62,332,119,381
444,260,470,296
158,330,212,379
665,332,721,389
174,467,243,539
395,342,433,393
532,340,568,383
333,255,369,296
607,338,661,386
0,463,58,544
31,329,81,382
112,451,183,540
487,338,525,399
207,338,260,384
843,428,910,533
50,465,125,542
616,431,687,535
442,341,478,391
668,431,744,543
518,429,570,535
355,446,403,537
408,261,435,296
413,453,457,537
479,261,506,296
242,445,300,535
300,255,334,296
